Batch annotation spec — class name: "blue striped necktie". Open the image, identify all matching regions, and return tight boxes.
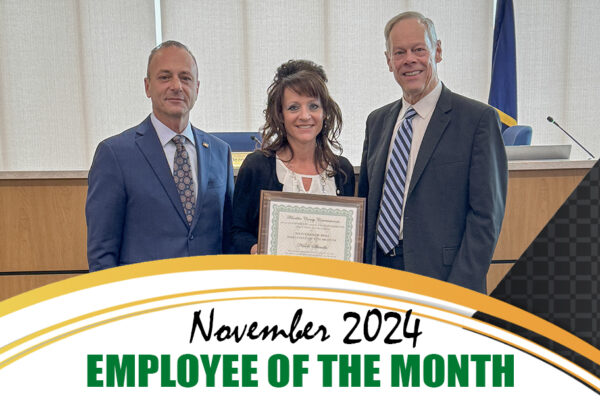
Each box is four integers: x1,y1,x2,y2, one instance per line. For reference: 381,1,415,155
377,107,418,254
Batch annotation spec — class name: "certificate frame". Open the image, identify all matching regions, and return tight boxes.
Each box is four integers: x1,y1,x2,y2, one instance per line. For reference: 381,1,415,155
257,190,365,262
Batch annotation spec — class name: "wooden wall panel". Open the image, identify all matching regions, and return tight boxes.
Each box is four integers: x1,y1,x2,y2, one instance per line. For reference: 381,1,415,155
0,179,88,271
0,274,83,302
487,263,514,294
493,168,588,261
0,164,593,299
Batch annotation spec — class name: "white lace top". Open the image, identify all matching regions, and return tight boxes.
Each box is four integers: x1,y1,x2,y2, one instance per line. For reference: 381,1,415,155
275,158,337,195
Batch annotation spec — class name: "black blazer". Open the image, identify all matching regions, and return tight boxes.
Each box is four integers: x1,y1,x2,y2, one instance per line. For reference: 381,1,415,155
232,150,356,254
358,85,508,293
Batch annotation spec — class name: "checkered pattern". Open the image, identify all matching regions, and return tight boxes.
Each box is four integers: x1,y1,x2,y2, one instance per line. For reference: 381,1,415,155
172,135,195,225
475,160,600,377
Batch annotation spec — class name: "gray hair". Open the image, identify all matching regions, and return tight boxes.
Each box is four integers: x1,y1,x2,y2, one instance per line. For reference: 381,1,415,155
146,40,198,77
384,11,438,54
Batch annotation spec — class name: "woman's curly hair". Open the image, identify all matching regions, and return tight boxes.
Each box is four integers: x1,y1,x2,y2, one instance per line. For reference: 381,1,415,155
261,60,344,179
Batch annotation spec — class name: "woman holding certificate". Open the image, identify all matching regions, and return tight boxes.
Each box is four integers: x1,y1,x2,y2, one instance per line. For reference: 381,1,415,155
232,59,355,254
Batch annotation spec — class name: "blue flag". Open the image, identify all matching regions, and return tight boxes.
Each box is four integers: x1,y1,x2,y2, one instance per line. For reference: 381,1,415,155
488,0,517,130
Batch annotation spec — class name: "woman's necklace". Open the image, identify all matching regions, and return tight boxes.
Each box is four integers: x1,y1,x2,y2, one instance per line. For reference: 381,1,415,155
285,162,328,194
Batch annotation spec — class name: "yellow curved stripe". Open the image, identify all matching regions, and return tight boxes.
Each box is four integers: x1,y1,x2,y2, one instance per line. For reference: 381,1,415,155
2,291,599,392
1,255,599,370
493,107,517,127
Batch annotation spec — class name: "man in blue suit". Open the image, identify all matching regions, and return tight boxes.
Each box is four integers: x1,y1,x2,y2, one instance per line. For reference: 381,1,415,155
86,41,233,271
358,12,507,293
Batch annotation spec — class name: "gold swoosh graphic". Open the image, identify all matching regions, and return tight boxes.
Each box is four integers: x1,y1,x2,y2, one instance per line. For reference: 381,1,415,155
1,255,599,382
1,290,598,392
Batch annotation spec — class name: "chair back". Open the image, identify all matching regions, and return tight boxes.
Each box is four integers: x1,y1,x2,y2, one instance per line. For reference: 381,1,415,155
210,132,260,152
502,125,532,146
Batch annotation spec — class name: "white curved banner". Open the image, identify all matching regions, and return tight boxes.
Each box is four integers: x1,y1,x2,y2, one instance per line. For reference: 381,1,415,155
1,256,599,398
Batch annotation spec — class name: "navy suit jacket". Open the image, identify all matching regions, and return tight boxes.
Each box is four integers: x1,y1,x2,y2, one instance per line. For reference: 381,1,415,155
358,85,508,293
86,115,234,271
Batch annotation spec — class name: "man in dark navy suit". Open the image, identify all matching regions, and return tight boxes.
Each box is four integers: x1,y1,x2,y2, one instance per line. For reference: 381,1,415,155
86,41,233,271
358,12,507,293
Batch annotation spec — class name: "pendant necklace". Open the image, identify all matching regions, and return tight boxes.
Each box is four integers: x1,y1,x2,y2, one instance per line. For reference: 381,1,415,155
287,166,328,194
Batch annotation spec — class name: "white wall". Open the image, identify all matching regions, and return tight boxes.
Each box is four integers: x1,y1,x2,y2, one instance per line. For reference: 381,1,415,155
0,0,597,170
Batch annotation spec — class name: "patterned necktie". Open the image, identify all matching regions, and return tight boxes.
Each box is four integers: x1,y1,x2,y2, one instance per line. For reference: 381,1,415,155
377,107,418,254
172,135,195,225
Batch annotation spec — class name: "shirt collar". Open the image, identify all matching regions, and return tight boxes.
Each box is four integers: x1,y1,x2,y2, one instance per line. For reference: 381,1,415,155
150,113,195,147
402,81,443,119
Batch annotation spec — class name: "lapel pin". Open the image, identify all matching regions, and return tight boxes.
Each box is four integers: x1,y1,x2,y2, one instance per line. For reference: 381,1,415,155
202,142,209,148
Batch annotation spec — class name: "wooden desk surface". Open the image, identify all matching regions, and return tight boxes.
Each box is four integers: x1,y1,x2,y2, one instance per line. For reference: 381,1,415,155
0,159,596,180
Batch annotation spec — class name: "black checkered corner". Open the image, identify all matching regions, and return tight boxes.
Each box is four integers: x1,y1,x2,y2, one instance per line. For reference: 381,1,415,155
475,160,600,378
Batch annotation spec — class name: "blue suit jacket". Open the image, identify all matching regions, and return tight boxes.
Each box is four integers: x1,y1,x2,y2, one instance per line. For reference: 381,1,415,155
86,116,234,271
358,85,508,293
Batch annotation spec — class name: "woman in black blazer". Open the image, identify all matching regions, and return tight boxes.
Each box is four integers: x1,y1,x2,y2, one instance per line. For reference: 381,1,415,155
232,59,355,254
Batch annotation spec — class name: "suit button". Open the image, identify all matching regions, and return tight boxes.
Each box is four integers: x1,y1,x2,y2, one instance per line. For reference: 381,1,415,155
189,235,194,240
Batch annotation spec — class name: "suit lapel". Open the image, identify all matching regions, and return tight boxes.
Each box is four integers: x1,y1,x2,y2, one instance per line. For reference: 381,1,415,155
371,99,403,200
135,116,188,226
407,85,452,197
190,127,209,231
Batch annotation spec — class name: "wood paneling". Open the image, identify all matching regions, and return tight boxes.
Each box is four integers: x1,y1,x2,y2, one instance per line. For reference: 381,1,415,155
0,164,593,299
0,274,83,302
493,168,588,261
487,263,514,294
0,179,88,271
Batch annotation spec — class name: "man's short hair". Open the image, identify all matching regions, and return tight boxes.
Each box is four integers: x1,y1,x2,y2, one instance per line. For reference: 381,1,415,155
146,40,198,77
384,11,438,54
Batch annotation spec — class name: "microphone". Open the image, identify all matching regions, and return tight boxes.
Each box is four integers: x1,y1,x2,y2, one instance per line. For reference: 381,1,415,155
250,135,262,148
546,116,595,159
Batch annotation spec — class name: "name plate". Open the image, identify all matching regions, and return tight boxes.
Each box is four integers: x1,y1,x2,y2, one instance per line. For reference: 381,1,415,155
257,191,365,262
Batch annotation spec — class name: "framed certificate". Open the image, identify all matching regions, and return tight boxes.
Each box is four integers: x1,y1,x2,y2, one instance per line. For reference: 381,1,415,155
257,191,365,262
